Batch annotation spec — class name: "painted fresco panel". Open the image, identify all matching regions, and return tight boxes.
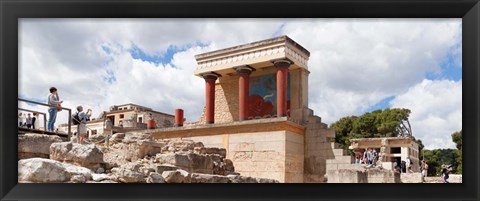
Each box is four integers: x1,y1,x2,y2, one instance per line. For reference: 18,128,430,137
248,73,290,118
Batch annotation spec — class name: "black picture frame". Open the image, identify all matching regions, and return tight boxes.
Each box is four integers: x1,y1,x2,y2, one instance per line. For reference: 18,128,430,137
1,0,478,201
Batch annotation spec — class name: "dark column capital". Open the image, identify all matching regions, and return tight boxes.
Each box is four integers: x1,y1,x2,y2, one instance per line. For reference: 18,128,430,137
271,58,294,68
233,65,256,76
200,71,222,80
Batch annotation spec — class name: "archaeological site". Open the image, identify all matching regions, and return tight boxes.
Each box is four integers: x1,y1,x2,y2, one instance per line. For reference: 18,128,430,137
18,36,460,183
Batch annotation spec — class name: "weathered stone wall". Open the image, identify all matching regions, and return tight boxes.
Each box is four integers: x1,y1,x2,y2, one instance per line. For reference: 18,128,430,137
327,169,367,183
304,114,336,183
181,130,304,183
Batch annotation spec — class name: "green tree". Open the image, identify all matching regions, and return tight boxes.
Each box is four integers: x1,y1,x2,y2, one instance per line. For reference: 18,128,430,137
330,108,413,154
451,130,462,150
423,149,459,176
451,130,462,174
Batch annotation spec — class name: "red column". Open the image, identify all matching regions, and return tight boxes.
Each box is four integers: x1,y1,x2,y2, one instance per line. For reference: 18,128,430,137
202,73,220,124
174,109,184,127
274,60,292,117
235,66,255,121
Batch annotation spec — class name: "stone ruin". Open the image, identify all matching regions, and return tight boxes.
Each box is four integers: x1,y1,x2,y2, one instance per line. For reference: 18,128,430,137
18,133,279,183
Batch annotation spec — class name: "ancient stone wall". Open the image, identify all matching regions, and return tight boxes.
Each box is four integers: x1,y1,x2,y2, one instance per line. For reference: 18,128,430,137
304,114,336,182
181,130,304,183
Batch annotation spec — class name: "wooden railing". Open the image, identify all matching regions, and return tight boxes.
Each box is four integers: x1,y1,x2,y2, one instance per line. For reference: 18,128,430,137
18,98,72,136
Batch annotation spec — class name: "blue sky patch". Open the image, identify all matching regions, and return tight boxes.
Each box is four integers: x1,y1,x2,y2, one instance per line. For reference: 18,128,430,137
272,23,286,38
103,70,116,84
129,42,209,66
364,95,396,113
18,95,47,107
426,47,462,81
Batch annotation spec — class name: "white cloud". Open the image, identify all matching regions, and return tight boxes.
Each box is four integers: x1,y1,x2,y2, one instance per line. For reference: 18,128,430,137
280,19,461,122
390,79,462,149
19,18,461,149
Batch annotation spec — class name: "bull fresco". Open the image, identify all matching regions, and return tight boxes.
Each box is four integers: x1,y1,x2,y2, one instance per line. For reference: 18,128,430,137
248,73,290,119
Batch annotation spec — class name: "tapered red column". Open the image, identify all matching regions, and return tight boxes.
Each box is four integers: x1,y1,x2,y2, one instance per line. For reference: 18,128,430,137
234,66,255,121
201,72,221,124
273,60,292,117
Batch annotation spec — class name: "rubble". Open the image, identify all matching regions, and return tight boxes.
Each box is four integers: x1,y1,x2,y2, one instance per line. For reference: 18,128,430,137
18,132,278,183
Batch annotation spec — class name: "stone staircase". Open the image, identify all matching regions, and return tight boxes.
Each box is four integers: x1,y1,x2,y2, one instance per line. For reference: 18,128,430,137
326,143,355,172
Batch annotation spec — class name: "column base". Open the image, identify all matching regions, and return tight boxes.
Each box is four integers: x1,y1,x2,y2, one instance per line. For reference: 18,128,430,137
277,114,287,117
174,124,183,127
206,121,214,124
239,118,248,121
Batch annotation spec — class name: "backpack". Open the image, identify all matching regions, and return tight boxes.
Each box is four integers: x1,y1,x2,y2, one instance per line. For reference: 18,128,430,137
72,112,81,125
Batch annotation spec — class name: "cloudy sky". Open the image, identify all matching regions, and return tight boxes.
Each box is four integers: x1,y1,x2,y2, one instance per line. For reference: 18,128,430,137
19,18,462,149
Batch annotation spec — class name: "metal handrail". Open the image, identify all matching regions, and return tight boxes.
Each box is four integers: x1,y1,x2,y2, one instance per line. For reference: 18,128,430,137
18,98,72,136
17,108,47,131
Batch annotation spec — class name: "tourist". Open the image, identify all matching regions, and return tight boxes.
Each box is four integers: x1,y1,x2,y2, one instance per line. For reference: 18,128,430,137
32,112,39,130
47,87,63,132
406,157,412,173
26,113,33,129
421,160,429,177
441,164,449,183
367,148,374,165
372,149,378,166
18,112,24,127
354,151,362,164
76,106,92,144
362,149,368,164
400,160,407,173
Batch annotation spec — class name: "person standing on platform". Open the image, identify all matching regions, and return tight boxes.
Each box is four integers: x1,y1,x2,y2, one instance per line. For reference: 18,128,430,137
47,87,63,132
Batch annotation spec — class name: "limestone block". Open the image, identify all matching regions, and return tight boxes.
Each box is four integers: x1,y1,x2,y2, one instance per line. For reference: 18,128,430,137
252,151,283,162
231,151,253,161
254,161,284,172
334,156,354,164
194,147,227,158
326,164,338,172
155,153,191,168
230,142,254,152
331,143,341,149
70,175,87,183
111,162,146,183
286,142,304,154
253,141,285,152
18,134,63,159
285,132,304,144
50,142,104,170
400,173,424,183
327,169,367,183
162,170,191,183
227,175,258,183
285,172,304,183
146,172,166,183
190,173,230,183
333,149,347,156
18,158,93,183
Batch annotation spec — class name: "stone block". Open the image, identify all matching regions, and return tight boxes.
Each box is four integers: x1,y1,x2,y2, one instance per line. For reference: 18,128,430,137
231,151,253,161
254,141,285,152
229,142,254,152
334,156,354,164
333,149,346,156
327,169,367,183
190,173,230,183
400,173,424,183
155,153,191,168
252,151,283,162
285,132,304,144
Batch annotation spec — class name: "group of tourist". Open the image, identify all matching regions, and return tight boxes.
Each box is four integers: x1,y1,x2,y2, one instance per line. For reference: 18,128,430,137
392,157,414,173
17,112,40,129
354,148,378,166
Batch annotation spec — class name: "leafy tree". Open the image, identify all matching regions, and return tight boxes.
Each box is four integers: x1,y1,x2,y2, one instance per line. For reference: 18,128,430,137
451,130,462,174
451,130,462,150
330,108,413,154
423,149,460,176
